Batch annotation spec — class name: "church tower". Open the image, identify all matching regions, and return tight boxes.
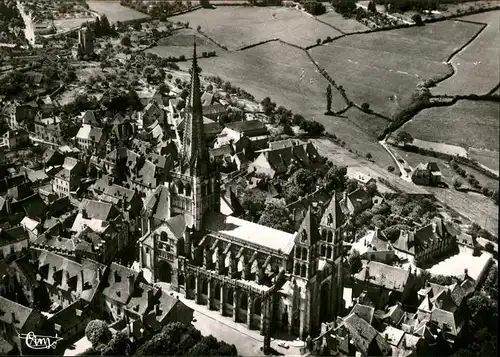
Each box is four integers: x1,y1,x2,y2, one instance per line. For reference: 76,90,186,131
169,38,220,231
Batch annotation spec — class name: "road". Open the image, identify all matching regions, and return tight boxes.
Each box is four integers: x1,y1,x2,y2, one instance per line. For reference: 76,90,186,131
379,139,412,182
17,0,35,45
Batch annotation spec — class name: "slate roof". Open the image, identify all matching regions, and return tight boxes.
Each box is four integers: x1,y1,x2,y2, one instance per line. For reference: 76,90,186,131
225,120,265,134
81,199,119,221
345,188,372,212
320,193,346,229
101,263,140,305
355,261,410,293
49,299,89,333
144,184,171,222
0,296,38,330
0,225,29,246
350,303,375,325
429,309,461,336
341,313,392,356
295,208,320,246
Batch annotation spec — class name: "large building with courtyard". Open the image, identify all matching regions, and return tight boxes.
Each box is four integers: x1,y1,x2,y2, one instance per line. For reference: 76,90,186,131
138,41,347,343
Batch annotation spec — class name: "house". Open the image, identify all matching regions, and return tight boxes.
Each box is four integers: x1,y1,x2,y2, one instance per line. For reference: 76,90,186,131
1,129,29,149
42,148,65,168
3,102,37,129
340,188,373,216
34,250,105,311
354,261,416,310
248,140,321,178
202,103,226,120
109,113,135,143
100,263,146,322
75,124,106,152
325,312,392,356
0,296,47,355
49,299,93,342
34,113,62,143
393,217,458,267
69,199,130,264
33,21,56,35
20,216,41,241
352,228,396,264
0,226,29,261
8,255,39,307
349,171,376,187
52,157,84,197
214,120,268,149
411,162,442,186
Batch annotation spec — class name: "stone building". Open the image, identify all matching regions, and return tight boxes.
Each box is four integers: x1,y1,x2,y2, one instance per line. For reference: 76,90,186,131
139,42,346,344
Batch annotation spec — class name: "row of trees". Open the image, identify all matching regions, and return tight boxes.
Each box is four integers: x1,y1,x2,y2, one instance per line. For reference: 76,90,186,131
260,97,325,136
303,1,327,16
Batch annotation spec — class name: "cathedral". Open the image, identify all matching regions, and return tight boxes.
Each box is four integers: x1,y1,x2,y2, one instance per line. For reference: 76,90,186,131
139,40,346,343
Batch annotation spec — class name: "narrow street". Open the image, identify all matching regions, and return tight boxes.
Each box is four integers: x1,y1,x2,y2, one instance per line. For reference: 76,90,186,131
16,0,35,45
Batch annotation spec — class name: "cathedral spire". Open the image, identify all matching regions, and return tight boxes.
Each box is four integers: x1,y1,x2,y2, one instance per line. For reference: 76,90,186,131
181,37,209,177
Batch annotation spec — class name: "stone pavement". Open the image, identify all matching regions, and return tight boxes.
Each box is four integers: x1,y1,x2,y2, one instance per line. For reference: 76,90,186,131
155,282,307,354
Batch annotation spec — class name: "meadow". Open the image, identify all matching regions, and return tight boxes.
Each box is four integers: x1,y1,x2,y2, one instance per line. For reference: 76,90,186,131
397,100,499,153
316,7,369,33
147,29,219,59
171,6,342,50
433,11,500,95
86,1,150,23
308,20,483,117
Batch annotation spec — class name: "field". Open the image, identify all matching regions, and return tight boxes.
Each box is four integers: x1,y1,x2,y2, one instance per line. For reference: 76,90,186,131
433,11,500,95
171,6,342,50
53,17,95,32
308,20,483,116
397,100,499,154
469,148,499,173
177,41,346,115
316,6,370,33
86,1,150,23
146,29,219,59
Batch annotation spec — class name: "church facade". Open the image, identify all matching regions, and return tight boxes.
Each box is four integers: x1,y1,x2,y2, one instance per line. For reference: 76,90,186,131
139,41,346,343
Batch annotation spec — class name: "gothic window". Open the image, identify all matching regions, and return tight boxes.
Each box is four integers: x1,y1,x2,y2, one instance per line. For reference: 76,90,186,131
295,248,301,259
321,245,326,257
302,248,308,261
215,283,221,300
327,247,332,259
201,183,206,196
178,181,184,195
254,297,262,315
201,279,208,294
227,287,234,305
294,263,300,275
240,291,248,310
321,230,327,241
301,265,306,278
327,214,333,225
328,231,333,243
207,180,212,194
185,183,192,197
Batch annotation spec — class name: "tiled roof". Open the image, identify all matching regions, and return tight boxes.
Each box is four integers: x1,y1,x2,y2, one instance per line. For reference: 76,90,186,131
381,326,405,347
346,188,371,211
144,184,171,222
429,309,461,336
81,199,119,221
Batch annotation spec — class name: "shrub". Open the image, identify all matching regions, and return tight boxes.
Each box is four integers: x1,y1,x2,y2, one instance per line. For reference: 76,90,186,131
366,153,372,159
388,166,395,172
316,38,321,45
361,102,370,112
85,320,112,347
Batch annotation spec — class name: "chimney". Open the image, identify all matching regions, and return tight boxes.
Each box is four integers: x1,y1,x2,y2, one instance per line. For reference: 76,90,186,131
343,190,348,201
11,312,16,323
128,274,135,296
384,333,389,341
147,288,154,305
80,270,85,289
155,303,160,316
463,268,468,277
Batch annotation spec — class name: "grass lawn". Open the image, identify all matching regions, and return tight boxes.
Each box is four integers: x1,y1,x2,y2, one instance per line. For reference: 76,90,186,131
146,29,220,59
308,20,483,116
397,100,499,153
316,7,370,33
428,245,492,280
433,11,500,95
86,1,150,23
469,148,499,173
53,17,95,32
170,6,342,50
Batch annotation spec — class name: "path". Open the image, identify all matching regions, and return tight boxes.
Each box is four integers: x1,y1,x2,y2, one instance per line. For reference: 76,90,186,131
379,138,412,182
17,0,35,45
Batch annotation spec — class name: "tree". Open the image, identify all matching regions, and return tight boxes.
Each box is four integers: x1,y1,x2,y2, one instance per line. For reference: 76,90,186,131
412,13,423,26
387,165,395,172
322,164,348,192
383,224,409,242
394,131,413,146
361,102,370,112
326,84,332,114
332,0,357,17
367,0,377,12
283,168,317,202
258,199,294,233
453,176,463,189
348,249,362,273
121,35,131,47
101,331,133,356
85,320,112,347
